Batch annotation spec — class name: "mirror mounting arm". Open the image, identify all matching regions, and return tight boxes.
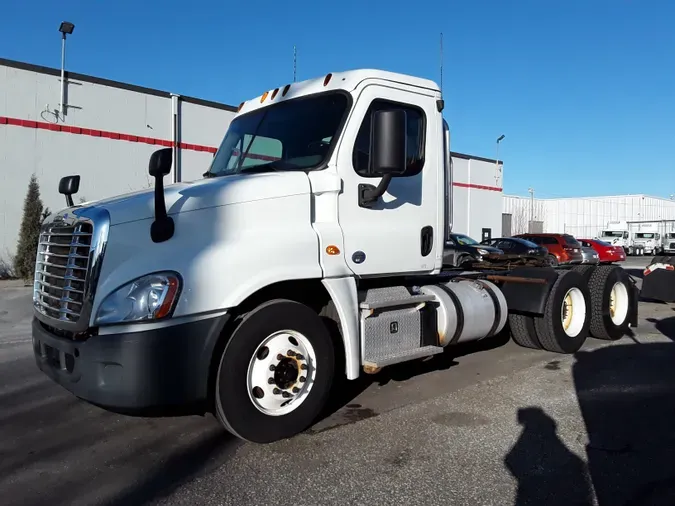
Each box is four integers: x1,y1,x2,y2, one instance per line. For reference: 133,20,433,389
358,174,393,208
150,174,174,243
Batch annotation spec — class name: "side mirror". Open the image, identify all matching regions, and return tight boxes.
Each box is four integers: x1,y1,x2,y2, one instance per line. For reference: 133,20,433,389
370,109,407,175
358,109,408,208
149,147,173,177
148,148,175,243
58,175,80,207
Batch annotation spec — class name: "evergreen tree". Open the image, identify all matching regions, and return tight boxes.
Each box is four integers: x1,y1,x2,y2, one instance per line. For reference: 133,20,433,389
14,174,46,281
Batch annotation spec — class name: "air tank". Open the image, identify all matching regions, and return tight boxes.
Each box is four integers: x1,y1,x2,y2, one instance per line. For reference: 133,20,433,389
419,278,508,346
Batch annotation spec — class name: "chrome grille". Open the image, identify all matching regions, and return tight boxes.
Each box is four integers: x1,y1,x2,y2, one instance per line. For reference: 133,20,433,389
34,221,93,323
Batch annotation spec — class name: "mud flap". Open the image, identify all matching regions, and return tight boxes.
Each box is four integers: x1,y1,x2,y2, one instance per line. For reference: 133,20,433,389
641,267,675,303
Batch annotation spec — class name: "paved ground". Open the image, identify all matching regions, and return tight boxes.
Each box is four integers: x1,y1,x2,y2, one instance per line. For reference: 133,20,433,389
2,257,675,505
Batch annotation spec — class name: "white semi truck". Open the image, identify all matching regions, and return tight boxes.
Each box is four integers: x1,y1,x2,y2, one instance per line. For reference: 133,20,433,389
632,222,662,256
599,221,637,255
31,69,638,443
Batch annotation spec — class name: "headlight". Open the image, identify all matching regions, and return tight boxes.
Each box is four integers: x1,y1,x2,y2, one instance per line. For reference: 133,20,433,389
477,248,490,255
94,272,181,325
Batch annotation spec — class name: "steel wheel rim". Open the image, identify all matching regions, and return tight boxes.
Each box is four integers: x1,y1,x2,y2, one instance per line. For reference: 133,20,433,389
560,287,586,337
609,281,629,326
246,329,317,416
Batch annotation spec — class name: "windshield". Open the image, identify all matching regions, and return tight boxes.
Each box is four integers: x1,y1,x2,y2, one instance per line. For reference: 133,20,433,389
600,231,624,238
635,233,655,239
206,92,349,177
668,233,675,239
452,234,479,246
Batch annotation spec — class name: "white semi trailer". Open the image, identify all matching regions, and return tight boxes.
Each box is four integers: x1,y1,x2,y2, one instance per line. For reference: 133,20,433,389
30,69,639,443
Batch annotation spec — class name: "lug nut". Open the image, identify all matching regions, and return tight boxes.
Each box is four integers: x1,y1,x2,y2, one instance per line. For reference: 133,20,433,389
277,354,284,360
299,376,306,383
295,354,304,360
301,364,308,370
282,391,291,398
273,388,281,395
287,350,296,357
267,378,275,384
269,364,276,371
292,387,300,393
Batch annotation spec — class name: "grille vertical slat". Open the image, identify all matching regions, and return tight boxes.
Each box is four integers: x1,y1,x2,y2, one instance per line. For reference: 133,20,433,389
34,221,93,323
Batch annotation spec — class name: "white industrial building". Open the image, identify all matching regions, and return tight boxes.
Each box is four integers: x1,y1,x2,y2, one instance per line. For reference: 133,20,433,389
503,194,675,238
0,57,504,264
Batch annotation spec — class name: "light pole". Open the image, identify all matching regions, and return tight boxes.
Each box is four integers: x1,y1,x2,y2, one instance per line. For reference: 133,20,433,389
528,187,534,231
58,21,75,118
496,134,505,162
495,134,505,186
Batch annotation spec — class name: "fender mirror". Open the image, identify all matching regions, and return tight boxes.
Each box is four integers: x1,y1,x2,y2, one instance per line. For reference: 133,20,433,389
58,175,80,207
148,147,174,243
149,147,173,177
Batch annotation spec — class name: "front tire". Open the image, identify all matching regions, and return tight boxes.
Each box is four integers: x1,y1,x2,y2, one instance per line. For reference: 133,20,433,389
214,299,335,443
547,254,559,267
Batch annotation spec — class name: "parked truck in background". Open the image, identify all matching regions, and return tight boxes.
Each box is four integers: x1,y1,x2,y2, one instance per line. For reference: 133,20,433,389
632,222,662,256
663,232,675,254
30,69,639,444
599,221,639,255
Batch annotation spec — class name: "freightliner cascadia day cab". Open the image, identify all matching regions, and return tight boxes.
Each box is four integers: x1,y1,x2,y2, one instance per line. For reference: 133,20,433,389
31,70,639,443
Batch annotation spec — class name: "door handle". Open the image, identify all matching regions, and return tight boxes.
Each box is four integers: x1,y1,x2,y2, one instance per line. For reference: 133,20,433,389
421,226,433,257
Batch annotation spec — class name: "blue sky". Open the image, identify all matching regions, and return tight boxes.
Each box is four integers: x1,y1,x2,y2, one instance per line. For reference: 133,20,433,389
3,0,674,198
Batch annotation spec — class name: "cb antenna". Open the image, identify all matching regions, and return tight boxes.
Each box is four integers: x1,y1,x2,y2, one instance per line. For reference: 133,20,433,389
439,32,443,98
293,45,297,82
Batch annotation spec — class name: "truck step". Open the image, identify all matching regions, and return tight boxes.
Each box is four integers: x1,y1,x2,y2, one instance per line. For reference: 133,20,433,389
363,345,444,369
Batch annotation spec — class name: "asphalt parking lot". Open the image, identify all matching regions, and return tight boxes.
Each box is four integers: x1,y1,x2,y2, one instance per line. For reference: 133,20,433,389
2,256,675,506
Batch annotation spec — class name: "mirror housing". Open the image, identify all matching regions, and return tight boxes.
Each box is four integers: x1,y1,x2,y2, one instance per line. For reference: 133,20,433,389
149,147,173,177
58,175,80,207
358,109,408,208
370,109,407,176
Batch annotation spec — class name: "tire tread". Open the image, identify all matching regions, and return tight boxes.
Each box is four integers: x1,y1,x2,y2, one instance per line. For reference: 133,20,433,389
509,314,542,349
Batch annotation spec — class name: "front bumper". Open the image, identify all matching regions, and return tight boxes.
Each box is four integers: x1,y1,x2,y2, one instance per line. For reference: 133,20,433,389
32,313,229,413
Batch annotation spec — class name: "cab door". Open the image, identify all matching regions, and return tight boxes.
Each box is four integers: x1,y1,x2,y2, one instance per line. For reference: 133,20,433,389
336,84,441,276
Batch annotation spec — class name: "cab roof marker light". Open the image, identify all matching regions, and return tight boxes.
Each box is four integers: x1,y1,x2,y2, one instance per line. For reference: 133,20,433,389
282,84,291,97
271,88,279,100
260,91,269,103
237,101,245,112
323,73,332,86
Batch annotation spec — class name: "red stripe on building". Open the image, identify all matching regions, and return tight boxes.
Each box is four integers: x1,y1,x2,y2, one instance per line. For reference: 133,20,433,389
1,115,504,192
452,182,502,192
0,115,214,154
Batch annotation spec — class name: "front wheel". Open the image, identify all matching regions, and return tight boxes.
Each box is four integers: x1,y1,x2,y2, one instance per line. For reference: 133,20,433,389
214,299,335,443
547,254,559,267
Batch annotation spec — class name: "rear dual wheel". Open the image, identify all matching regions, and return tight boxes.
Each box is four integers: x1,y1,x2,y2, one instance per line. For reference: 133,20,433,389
509,270,591,353
214,299,335,443
585,265,632,340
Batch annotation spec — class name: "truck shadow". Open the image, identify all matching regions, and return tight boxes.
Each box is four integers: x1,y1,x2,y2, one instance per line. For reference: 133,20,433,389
504,320,675,506
317,323,511,428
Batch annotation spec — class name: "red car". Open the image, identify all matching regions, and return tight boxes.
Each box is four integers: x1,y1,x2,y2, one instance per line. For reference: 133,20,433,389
578,238,626,264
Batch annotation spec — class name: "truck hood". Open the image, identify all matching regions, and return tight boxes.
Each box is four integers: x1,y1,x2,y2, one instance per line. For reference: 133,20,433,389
82,172,312,226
